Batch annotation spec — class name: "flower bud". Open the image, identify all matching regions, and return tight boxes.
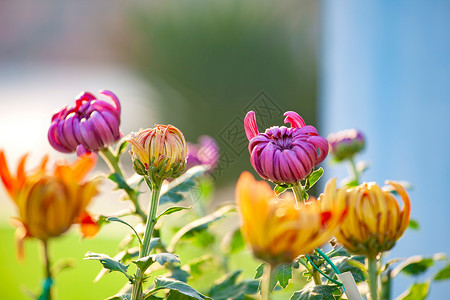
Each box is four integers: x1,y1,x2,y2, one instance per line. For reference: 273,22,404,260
186,135,219,171
244,111,328,185
48,90,122,155
322,178,410,257
327,129,365,161
126,125,187,181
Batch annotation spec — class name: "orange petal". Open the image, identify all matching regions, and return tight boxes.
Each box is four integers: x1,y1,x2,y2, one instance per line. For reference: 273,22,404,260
79,212,99,238
16,153,29,191
0,150,18,199
71,154,97,182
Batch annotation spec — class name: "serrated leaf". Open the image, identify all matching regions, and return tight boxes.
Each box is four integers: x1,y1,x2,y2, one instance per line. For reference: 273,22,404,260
273,264,292,289
133,253,180,272
290,285,339,300
108,173,134,194
434,263,450,281
255,263,265,279
305,168,324,190
326,257,366,283
153,277,210,299
156,206,191,222
209,271,246,300
397,281,430,300
168,205,234,252
95,247,139,282
148,238,161,253
166,290,197,300
408,219,420,230
84,252,133,282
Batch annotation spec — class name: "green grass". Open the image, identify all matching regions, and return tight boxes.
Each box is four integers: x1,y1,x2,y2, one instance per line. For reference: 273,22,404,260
0,225,125,300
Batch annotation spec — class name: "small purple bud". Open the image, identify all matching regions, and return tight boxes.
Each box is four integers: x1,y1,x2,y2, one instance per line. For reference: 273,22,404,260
186,135,219,171
327,129,365,161
48,90,122,156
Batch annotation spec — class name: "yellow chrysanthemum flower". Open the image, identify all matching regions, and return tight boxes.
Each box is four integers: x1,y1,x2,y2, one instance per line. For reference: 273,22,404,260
235,172,346,265
323,178,411,257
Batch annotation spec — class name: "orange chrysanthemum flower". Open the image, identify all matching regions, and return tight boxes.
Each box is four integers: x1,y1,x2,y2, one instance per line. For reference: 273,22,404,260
0,150,100,258
235,172,346,265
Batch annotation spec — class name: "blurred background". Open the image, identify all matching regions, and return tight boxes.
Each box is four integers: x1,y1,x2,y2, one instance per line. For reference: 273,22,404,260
0,0,449,298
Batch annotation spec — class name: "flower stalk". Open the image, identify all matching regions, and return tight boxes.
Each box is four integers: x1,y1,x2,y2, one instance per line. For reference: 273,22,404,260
261,263,276,300
131,177,163,300
41,240,52,300
349,156,360,184
367,256,378,300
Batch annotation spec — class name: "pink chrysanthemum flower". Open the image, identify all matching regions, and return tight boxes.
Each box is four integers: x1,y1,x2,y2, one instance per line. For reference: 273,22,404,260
244,111,328,185
328,129,365,161
48,90,122,156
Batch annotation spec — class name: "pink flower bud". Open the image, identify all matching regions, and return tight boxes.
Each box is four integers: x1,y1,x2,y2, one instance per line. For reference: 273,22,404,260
244,111,328,185
328,129,365,161
48,90,122,155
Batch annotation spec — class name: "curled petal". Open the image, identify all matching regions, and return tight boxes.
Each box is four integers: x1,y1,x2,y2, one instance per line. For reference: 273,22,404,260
284,111,306,129
244,111,259,141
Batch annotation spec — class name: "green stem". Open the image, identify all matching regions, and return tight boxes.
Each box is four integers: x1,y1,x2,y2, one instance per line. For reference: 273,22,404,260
312,270,322,285
100,147,147,222
367,256,379,300
41,240,52,300
292,182,306,203
349,156,360,184
261,263,276,300
131,178,163,300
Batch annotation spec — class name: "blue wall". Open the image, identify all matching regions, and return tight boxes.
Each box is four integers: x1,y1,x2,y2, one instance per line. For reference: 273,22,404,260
321,1,450,298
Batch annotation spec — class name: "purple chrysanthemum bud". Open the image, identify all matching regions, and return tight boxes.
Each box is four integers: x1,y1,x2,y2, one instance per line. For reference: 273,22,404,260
328,129,365,161
186,135,219,171
244,110,329,185
48,90,122,155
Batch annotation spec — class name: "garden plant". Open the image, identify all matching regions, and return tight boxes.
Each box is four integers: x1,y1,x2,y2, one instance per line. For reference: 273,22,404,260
1,91,449,300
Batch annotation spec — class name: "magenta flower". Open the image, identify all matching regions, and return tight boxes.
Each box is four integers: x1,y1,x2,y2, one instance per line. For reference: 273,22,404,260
328,129,365,161
48,90,122,156
186,135,219,171
244,111,328,184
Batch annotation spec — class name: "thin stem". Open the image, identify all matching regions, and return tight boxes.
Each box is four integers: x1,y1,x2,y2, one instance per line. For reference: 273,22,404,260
349,157,360,184
261,263,275,300
367,256,379,300
41,240,52,300
100,147,147,222
131,178,163,300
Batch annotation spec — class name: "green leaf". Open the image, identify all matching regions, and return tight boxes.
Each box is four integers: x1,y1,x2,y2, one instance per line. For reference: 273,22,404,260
325,247,350,259
153,277,210,299
254,263,265,279
156,206,191,222
166,290,198,300
434,263,450,281
290,285,339,300
168,205,234,252
326,257,366,283
305,167,324,190
395,257,434,276
108,173,134,194
160,165,208,205
117,140,129,156
106,294,131,300
229,229,245,253
133,253,180,272
94,247,139,282
148,238,161,253
106,217,143,246
398,281,430,300
169,266,191,283
274,185,287,195
273,264,292,289
84,252,133,282
209,271,260,300
408,219,420,230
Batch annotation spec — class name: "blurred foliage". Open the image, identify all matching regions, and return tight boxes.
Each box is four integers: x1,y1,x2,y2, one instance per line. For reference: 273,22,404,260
123,0,318,185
